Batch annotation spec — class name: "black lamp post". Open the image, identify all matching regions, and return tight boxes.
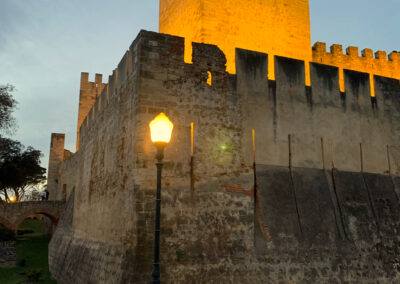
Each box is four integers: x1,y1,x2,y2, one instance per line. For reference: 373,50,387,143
149,113,174,284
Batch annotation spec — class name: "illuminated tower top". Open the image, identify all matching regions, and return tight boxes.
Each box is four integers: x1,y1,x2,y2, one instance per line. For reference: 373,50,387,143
159,0,312,78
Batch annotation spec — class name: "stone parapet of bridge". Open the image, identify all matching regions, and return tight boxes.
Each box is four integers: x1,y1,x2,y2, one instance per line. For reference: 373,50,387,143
0,201,65,231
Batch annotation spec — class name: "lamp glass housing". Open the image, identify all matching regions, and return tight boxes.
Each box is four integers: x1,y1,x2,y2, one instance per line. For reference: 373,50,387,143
149,113,174,144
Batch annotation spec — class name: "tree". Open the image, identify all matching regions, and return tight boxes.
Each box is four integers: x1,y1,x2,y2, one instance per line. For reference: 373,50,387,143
0,84,17,134
0,137,46,202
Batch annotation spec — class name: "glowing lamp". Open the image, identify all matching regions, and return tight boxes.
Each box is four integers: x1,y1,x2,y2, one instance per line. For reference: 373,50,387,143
149,113,174,144
9,196,16,202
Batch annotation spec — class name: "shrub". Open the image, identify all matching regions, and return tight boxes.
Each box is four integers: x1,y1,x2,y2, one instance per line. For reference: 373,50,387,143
26,268,42,283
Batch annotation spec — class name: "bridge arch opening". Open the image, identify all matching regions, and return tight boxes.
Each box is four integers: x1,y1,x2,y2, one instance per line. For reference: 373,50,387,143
14,209,59,235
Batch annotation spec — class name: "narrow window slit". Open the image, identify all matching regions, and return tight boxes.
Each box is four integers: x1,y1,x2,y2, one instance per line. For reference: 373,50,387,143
207,71,212,86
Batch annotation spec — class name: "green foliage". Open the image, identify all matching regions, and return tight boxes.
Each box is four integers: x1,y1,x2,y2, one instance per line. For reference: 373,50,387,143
0,84,17,135
0,137,46,202
18,218,44,237
0,85,44,202
26,268,42,283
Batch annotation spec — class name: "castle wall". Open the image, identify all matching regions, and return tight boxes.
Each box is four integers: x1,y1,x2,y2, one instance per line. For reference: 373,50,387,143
238,49,398,175
71,51,139,244
55,152,80,201
49,31,400,283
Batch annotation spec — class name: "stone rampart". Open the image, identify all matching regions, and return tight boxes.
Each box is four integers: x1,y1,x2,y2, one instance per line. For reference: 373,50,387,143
239,49,400,175
49,30,400,283
313,42,400,94
77,32,400,176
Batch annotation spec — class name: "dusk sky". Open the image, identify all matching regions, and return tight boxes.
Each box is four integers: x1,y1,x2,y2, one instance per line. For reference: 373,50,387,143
1,0,399,173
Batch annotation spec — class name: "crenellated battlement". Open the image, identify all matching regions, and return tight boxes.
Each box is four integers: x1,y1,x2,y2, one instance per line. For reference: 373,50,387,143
312,42,400,94
78,34,400,143
77,38,145,145
76,72,107,150
312,42,400,65
78,30,230,146
77,31,400,154
76,30,400,177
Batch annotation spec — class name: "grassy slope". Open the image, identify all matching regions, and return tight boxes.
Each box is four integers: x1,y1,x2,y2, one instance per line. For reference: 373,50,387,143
0,219,56,283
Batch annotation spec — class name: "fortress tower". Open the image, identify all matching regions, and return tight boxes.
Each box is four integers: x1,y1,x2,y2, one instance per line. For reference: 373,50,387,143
159,0,312,82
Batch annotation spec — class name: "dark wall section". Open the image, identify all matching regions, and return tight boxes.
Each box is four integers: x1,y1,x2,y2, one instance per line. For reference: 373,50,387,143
375,75,400,143
255,165,400,281
256,165,301,249
333,170,378,243
344,70,371,112
275,56,306,103
392,176,400,204
236,48,268,97
291,167,339,245
310,63,341,109
363,173,400,236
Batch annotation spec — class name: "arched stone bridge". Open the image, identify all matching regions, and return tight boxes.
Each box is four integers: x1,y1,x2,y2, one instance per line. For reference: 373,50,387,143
0,201,65,231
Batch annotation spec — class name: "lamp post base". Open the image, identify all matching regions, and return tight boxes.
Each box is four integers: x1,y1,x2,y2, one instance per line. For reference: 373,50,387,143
151,263,160,284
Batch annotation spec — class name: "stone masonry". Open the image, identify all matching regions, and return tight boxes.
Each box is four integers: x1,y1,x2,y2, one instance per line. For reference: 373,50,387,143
0,241,16,268
47,30,400,283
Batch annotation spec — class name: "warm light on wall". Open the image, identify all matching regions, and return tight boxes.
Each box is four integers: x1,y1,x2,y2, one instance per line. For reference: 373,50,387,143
149,113,174,144
207,71,212,86
160,1,397,97
160,0,312,82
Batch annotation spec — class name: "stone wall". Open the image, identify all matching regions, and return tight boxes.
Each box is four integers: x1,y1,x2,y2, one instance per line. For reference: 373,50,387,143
76,73,106,151
50,190,135,283
49,31,400,283
237,48,400,175
255,165,400,282
56,151,80,201
47,133,66,198
0,241,16,267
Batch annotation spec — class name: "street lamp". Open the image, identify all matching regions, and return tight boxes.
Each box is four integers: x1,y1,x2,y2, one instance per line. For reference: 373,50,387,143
149,112,173,284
